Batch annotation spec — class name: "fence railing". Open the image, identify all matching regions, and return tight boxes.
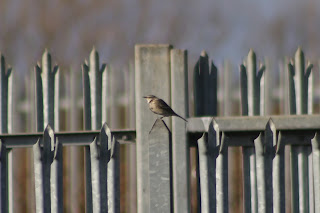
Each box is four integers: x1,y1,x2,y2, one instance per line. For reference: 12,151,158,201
0,45,319,213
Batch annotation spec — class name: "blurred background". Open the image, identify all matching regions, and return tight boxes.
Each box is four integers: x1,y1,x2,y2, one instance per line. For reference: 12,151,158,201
1,0,320,212
1,0,320,75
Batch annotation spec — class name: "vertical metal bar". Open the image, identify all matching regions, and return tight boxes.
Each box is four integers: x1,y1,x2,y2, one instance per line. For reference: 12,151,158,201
254,132,273,213
273,147,285,213
246,50,259,116
33,50,61,213
308,146,314,213
281,57,292,213
193,51,217,116
69,145,82,213
308,66,314,213
266,121,285,213
35,64,44,131
149,119,172,213
88,48,103,130
33,126,53,213
240,62,256,213
287,48,313,213
223,61,242,212
103,66,121,212
50,138,63,213
242,147,253,213
7,149,12,213
311,133,320,211
290,146,310,213
89,136,102,212
298,148,310,212
84,147,92,213
26,70,36,132
240,64,248,116
127,62,136,128
262,58,271,115
7,63,13,213
0,55,9,134
240,50,265,213
278,61,285,114
290,147,299,212
25,71,36,213
100,64,110,212
195,149,201,213
281,58,290,115
197,132,216,213
51,61,61,213
54,69,60,131
0,141,8,213
208,61,218,116
249,154,257,213
193,51,207,116
170,49,190,213
241,49,268,213
293,50,309,213
126,62,137,213
82,56,93,213
256,56,270,213
135,44,172,213
215,130,228,213
35,50,59,131
123,62,136,213
103,70,121,213
89,124,112,213
82,48,106,213
254,133,265,213
0,54,13,213
194,51,220,212
101,64,119,213
67,69,83,213
107,127,120,213
102,64,109,124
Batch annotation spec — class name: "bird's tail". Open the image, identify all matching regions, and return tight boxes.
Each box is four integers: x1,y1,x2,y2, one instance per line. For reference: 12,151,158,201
175,114,188,122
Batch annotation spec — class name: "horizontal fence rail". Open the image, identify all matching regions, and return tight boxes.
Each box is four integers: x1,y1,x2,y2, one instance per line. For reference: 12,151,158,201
0,129,136,148
2,114,319,146
187,115,320,133
0,44,320,213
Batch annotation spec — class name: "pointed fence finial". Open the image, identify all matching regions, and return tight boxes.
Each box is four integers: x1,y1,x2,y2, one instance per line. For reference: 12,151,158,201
35,50,59,131
194,51,218,116
240,49,265,116
200,50,208,57
288,47,313,114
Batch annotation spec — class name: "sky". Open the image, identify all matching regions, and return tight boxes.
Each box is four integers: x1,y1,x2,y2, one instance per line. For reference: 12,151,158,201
0,0,319,75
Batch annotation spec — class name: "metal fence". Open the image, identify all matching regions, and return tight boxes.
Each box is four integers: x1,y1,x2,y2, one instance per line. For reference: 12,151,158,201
0,45,319,213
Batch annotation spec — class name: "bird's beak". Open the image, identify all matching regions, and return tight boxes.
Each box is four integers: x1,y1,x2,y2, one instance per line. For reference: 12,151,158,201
143,96,147,98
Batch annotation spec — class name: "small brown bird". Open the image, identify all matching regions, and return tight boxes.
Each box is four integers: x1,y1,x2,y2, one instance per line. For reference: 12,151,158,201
143,95,187,122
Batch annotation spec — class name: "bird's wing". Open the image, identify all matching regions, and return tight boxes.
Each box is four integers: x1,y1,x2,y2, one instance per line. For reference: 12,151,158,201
158,99,175,113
